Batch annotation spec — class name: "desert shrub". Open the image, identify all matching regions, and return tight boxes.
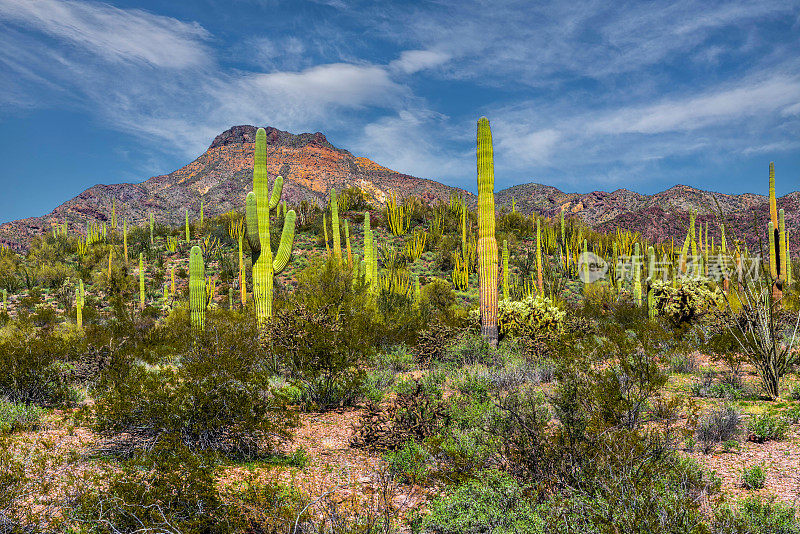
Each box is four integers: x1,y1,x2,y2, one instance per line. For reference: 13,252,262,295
0,398,46,434
669,352,699,374
361,368,394,404
375,345,415,373
36,261,77,290
0,324,80,405
790,383,800,401
442,333,496,366
422,469,545,534
95,313,297,457
650,276,723,326
746,412,788,443
420,277,458,321
73,435,234,533
712,497,800,534
383,440,433,485
497,295,565,338
741,465,766,490
697,405,741,452
784,405,800,425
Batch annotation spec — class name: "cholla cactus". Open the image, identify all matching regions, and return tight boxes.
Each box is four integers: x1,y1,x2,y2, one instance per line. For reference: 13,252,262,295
246,128,297,325
476,117,498,345
189,245,205,331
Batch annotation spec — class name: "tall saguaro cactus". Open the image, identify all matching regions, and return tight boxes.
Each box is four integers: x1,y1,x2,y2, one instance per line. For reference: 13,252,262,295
502,239,509,301
536,218,543,294
476,117,498,345
768,163,786,301
76,279,84,329
139,253,145,310
247,128,297,326
331,189,342,264
189,246,206,331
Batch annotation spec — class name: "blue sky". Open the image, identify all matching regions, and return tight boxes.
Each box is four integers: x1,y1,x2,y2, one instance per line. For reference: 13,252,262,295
1,0,799,223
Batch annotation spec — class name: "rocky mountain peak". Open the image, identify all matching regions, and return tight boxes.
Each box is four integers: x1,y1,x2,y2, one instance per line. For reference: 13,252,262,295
208,125,341,152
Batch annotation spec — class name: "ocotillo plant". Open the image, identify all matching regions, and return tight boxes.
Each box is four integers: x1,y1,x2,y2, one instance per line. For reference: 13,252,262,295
502,239,509,300
139,253,145,310
476,117,498,345
76,280,84,329
331,189,342,264
246,127,297,325
189,246,205,331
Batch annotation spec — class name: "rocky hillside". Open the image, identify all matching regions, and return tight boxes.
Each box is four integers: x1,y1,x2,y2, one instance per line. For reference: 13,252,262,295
496,183,800,253
0,125,472,250
0,124,797,253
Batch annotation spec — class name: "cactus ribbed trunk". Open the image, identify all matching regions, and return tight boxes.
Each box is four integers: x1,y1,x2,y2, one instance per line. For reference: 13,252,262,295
502,239,509,301
185,209,190,243
139,253,145,311
76,280,84,329
344,219,353,268
248,128,297,326
238,234,246,306
536,218,543,295
189,246,205,331
331,189,342,264
476,117,498,346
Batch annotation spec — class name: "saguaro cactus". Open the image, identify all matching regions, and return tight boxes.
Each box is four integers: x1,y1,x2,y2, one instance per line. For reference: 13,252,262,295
123,220,128,264
768,163,786,301
76,280,84,328
476,117,498,345
647,246,656,319
246,127,297,326
633,243,642,307
238,234,246,306
189,246,206,331
139,253,145,310
185,208,190,243
536,218,543,294
344,219,353,267
150,211,154,245
331,189,342,264
502,239,509,300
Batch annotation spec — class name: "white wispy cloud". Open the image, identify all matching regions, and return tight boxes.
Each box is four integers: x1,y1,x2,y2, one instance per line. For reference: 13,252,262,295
390,49,451,74
0,0,211,68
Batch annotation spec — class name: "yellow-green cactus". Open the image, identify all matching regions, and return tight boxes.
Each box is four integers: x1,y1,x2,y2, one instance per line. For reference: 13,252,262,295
139,253,145,310
476,117,498,345
246,128,297,325
189,245,205,331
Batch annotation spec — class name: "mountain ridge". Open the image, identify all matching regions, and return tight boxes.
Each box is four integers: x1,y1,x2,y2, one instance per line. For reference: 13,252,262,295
0,124,797,252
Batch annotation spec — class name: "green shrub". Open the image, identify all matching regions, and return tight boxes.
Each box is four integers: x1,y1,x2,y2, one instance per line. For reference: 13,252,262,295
0,398,46,434
696,405,741,452
747,413,789,443
741,465,766,490
0,324,80,406
790,383,800,401
713,497,800,534
422,469,545,534
95,312,297,457
383,440,433,485
73,435,235,533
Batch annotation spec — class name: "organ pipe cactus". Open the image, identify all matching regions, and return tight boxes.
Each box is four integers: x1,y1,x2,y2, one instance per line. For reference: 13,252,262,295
189,246,205,331
476,117,498,345
331,189,342,264
363,212,373,286
344,219,353,267
387,192,409,236
246,128,297,325
647,246,655,318
2,288,6,312
150,211,154,245
502,239,509,301
76,280,84,329
185,208,190,243
323,213,330,255
123,220,128,264
139,253,145,311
